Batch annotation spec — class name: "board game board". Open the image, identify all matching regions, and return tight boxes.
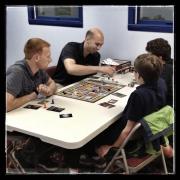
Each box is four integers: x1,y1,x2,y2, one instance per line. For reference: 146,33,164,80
56,79,125,103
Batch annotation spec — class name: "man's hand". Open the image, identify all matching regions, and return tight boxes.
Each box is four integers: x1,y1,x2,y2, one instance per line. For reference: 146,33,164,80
37,84,51,96
99,66,116,76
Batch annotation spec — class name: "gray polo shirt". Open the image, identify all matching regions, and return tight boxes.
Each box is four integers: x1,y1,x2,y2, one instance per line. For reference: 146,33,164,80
6,59,49,98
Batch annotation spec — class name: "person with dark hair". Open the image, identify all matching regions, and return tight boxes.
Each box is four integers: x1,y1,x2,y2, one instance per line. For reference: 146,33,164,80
53,27,115,86
146,38,173,107
6,38,57,112
79,54,172,168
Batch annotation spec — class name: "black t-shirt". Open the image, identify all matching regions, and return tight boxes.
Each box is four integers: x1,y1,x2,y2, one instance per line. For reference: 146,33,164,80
121,78,167,124
161,63,173,106
53,42,100,85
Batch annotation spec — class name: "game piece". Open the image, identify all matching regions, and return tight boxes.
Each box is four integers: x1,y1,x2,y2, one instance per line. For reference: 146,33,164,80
128,82,135,87
43,103,47,108
51,99,54,104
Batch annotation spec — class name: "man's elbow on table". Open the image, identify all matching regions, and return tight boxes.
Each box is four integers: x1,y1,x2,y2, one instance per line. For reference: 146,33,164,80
6,95,14,112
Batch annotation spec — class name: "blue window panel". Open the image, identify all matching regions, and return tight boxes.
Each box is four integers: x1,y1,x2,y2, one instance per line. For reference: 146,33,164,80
28,6,83,28
128,7,173,33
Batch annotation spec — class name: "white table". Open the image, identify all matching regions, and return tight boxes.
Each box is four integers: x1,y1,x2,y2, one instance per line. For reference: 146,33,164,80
6,73,136,149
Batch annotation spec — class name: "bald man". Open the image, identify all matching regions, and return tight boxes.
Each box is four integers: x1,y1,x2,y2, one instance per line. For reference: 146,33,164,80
53,27,115,86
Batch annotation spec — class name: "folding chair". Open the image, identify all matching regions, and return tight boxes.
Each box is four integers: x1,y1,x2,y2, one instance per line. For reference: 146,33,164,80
6,132,29,173
103,105,174,174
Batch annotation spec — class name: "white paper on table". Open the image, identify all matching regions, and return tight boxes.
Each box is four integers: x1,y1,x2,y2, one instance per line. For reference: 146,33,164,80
101,58,119,65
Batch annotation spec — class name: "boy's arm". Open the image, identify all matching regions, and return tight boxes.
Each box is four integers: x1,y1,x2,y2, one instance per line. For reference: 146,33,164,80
112,120,137,148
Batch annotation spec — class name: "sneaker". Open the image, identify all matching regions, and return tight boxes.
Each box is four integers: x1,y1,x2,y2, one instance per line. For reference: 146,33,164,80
79,154,106,169
79,154,93,166
37,148,65,173
92,156,106,169
69,168,79,174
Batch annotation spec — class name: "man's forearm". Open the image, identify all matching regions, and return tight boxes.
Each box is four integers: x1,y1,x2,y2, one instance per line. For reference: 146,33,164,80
67,64,99,76
47,81,57,96
7,92,36,112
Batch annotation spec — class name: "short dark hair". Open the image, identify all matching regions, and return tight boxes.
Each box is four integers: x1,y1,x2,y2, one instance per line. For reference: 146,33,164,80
134,53,163,83
24,38,50,59
146,38,171,62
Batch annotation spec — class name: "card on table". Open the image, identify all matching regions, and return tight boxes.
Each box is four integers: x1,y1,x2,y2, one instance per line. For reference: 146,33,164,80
112,92,126,98
99,102,115,108
99,102,111,107
59,113,73,118
107,99,118,104
46,106,65,112
24,104,41,110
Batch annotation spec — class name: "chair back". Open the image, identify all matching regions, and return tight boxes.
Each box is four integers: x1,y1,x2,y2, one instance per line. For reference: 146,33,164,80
46,66,56,77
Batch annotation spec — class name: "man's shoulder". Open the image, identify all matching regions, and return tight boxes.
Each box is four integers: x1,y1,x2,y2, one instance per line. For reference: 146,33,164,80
62,42,82,55
166,58,173,65
65,42,81,48
7,60,25,73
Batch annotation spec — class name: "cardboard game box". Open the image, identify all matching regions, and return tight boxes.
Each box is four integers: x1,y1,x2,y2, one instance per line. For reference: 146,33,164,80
101,58,133,73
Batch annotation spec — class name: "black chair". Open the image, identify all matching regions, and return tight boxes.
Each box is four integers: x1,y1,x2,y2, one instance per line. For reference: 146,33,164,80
46,66,56,77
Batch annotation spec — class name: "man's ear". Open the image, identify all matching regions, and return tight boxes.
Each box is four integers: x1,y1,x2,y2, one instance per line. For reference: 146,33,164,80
33,53,39,62
85,37,91,43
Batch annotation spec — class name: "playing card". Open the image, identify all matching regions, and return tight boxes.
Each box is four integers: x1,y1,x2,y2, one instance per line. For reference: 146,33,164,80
108,99,118,104
112,92,126,98
24,104,41,110
47,106,65,112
